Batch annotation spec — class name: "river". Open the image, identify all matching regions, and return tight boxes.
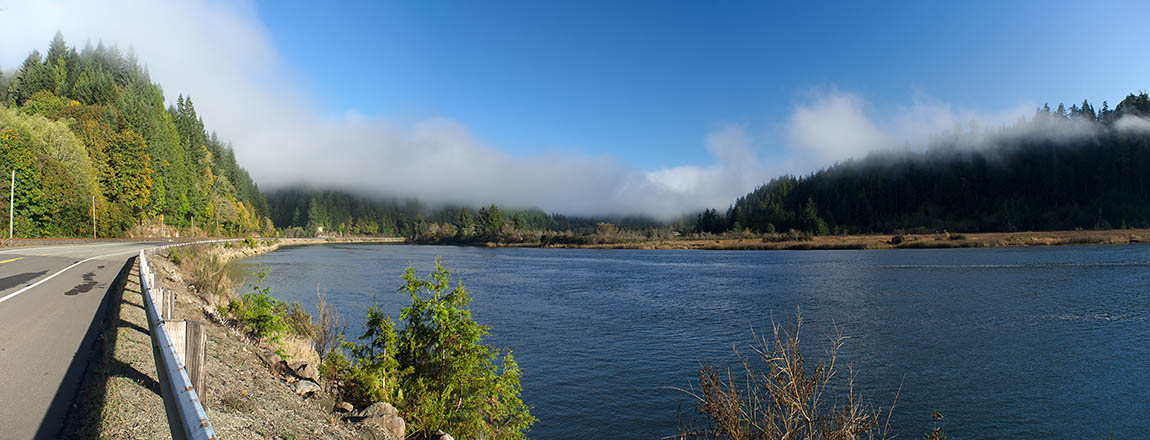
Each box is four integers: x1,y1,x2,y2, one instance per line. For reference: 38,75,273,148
230,243,1150,438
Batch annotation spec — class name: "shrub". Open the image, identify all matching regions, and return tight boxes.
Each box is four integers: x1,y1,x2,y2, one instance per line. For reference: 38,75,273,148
320,349,350,386
339,261,535,438
245,236,257,248
925,410,947,440
227,268,289,342
336,304,401,408
167,249,182,265
314,287,343,358
185,245,230,301
676,313,897,440
280,302,316,338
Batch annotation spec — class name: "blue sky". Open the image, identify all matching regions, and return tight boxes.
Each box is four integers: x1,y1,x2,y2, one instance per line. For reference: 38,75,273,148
4,0,1149,217
255,0,1150,170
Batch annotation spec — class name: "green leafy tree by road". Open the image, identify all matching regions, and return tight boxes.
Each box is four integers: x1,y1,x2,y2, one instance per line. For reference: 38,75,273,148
335,262,534,439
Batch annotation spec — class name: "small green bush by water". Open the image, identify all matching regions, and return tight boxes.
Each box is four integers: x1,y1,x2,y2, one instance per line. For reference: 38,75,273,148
227,268,289,342
324,261,534,439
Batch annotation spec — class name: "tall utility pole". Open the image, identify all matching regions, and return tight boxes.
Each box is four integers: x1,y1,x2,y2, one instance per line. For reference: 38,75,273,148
9,170,14,247
92,194,96,239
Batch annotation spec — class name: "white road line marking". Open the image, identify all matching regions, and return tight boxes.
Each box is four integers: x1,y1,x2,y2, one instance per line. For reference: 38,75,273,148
0,242,125,255
0,247,154,305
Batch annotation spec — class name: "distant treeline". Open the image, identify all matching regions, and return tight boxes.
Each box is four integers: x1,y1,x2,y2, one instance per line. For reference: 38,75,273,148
265,187,687,243
697,93,1150,235
0,32,269,237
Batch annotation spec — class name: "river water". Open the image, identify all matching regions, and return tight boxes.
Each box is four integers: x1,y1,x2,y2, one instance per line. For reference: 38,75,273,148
230,243,1150,438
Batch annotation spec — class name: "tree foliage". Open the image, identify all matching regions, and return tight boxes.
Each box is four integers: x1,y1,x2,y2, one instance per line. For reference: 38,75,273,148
715,94,1150,235
336,262,534,438
0,33,268,237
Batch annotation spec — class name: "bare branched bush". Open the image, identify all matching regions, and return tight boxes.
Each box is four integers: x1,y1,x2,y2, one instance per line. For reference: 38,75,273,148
675,313,898,440
185,244,231,304
314,286,343,358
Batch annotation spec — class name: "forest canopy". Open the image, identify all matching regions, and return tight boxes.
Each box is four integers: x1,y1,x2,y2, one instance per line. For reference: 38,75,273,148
6,34,1150,240
0,32,269,237
713,94,1150,235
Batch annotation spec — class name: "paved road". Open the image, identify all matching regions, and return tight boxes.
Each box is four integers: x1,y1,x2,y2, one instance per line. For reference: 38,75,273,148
0,241,170,439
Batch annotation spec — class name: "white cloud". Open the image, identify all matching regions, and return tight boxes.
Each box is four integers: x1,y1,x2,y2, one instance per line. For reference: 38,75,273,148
783,88,1036,170
0,0,767,220
0,2,1066,221
786,90,891,163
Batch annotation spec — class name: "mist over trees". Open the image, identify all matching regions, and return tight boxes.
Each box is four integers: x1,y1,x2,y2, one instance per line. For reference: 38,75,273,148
715,93,1150,235
265,187,683,242
0,32,269,237
8,34,1150,241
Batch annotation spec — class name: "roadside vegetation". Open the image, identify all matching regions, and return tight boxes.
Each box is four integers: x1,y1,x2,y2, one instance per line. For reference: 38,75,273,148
321,261,535,438
1,32,270,238
675,313,902,440
171,242,533,438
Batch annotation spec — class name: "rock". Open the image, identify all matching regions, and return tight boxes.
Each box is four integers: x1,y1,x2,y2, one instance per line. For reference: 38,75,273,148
350,402,404,439
377,415,405,440
334,401,354,413
292,379,321,397
432,430,454,440
286,360,320,382
355,402,399,419
256,348,284,374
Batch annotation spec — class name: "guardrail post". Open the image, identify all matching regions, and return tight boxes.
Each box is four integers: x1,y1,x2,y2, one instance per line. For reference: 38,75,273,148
151,287,164,320
164,287,175,320
186,321,207,399
164,320,187,365
162,320,208,401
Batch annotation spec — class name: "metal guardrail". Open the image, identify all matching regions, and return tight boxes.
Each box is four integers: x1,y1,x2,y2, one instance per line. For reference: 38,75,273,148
139,240,235,440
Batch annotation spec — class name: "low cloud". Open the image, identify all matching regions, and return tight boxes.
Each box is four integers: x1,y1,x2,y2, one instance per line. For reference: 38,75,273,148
784,88,1042,170
1,1,1063,220
1114,114,1150,134
1,0,772,220
786,90,892,162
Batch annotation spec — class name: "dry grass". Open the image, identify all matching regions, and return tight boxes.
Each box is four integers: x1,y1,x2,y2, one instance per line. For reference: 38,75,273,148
314,286,343,359
181,244,232,305
279,334,321,365
674,313,898,440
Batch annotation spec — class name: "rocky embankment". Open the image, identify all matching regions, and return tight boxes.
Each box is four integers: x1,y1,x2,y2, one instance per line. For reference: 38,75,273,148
76,239,410,439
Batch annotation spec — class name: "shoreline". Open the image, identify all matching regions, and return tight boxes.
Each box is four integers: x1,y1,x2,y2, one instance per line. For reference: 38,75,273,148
413,228,1150,251
6,229,1148,253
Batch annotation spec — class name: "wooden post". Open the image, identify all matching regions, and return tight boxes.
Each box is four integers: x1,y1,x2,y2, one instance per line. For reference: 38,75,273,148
163,287,174,320
164,320,187,365
151,288,164,319
185,320,207,398
164,320,208,399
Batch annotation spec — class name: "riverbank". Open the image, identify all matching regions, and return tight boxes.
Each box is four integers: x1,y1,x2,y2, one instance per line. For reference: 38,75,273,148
75,238,404,439
465,228,1150,250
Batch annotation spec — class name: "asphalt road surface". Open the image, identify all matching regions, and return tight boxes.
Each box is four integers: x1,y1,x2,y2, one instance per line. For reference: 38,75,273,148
0,241,169,439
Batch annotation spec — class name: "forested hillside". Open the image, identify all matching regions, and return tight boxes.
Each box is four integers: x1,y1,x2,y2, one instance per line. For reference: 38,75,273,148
265,187,678,241
0,33,269,237
704,94,1150,235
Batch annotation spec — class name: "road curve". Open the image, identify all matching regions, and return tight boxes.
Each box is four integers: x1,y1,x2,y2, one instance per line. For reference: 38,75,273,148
0,241,171,439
